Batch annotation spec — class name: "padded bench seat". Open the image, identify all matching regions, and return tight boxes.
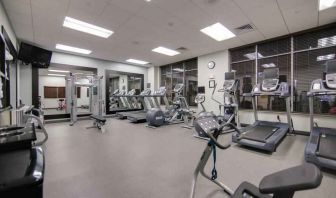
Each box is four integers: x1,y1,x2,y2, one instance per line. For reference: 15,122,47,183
90,115,106,123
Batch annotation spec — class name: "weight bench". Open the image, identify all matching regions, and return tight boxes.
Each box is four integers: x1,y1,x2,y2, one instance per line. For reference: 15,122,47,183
87,115,107,133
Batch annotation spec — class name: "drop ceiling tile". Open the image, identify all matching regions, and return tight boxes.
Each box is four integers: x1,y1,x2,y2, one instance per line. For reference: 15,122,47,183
191,0,250,29
318,7,336,26
277,0,318,33
234,0,289,38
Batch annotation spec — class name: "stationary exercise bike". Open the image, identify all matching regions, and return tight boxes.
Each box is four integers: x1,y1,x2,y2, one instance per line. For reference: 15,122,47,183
146,84,188,127
191,116,323,198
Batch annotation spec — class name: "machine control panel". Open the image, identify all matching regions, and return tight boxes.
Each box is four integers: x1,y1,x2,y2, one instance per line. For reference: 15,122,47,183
197,117,220,134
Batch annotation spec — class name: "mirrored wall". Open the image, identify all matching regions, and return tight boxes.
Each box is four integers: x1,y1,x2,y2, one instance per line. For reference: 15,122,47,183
37,64,97,119
105,70,144,114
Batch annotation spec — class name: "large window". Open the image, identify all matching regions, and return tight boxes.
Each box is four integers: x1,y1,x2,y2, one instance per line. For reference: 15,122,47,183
160,58,198,106
230,24,336,116
293,27,336,115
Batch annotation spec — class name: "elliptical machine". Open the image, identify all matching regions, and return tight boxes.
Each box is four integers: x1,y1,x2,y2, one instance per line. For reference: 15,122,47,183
146,84,187,128
194,72,240,139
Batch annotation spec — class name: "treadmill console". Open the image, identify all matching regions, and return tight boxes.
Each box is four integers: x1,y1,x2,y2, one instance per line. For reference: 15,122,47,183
196,117,220,134
261,68,279,92
223,72,236,90
326,60,336,89
194,94,205,104
112,89,119,95
173,84,184,93
128,89,136,95
154,87,166,95
140,88,151,95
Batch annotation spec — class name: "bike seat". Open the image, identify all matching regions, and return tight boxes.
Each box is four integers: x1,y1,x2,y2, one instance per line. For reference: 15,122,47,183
233,182,271,198
259,163,322,194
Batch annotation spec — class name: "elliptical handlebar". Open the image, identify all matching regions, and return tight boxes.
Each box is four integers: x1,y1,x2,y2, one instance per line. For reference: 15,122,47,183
207,129,231,150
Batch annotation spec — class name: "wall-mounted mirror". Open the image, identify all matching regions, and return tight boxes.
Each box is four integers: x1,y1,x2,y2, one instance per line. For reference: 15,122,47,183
37,63,97,119
105,70,144,114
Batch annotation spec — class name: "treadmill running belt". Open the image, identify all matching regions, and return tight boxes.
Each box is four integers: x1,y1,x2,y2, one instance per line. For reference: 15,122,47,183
317,134,336,160
242,125,279,143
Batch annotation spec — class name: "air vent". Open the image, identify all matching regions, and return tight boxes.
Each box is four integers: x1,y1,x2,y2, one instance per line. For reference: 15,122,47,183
234,24,255,35
176,47,188,51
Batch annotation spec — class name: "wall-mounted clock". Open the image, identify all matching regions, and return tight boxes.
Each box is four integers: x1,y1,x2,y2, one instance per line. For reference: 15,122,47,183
207,61,215,69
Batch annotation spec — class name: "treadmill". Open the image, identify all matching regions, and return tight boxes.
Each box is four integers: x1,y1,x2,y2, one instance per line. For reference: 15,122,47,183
127,87,168,123
115,89,141,119
116,88,152,119
305,60,336,170
232,68,293,152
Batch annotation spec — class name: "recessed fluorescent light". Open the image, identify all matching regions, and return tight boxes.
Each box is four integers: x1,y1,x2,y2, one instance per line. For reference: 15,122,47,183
152,46,180,56
318,35,336,47
63,17,113,38
48,69,70,73
316,54,335,61
200,22,236,41
319,0,336,11
56,44,92,54
173,68,184,72
126,59,149,65
48,74,66,77
262,63,276,68
244,52,264,60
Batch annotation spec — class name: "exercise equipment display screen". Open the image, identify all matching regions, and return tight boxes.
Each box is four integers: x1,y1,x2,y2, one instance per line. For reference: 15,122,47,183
198,86,205,93
224,72,235,80
263,68,279,79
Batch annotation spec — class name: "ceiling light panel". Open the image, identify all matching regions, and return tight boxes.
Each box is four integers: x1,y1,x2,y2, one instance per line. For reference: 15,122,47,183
48,74,66,77
152,47,180,56
319,0,336,11
200,23,236,41
48,69,70,73
126,59,149,65
63,17,113,38
316,54,335,61
56,44,92,54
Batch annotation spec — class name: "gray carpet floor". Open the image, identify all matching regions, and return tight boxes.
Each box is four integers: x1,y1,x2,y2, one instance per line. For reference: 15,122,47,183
43,118,336,198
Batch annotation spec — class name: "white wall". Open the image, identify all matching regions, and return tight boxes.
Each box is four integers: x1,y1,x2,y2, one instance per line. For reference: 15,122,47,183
19,64,32,105
39,75,66,108
198,50,230,115
197,49,336,132
50,52,149,115
147,66,159,92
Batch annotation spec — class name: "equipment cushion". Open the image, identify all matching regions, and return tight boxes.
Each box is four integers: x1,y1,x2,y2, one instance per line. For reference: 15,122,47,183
259,163,322,194
233,182,271,198
90,115,106,123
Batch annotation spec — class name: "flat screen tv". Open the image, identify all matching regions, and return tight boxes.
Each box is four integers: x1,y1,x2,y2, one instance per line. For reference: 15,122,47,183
18,42,52,68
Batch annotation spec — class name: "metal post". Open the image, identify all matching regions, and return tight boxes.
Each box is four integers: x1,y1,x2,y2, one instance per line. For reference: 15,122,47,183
286,97,293,133
309,96,314,131
290,36,294,112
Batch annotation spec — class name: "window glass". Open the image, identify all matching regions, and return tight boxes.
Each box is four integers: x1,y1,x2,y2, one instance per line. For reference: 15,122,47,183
185,70,198,106
294,27,336,51
231,61,255,109
258,38,291,57
159,58,198,106
230,46,255,62
293,47,336,114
